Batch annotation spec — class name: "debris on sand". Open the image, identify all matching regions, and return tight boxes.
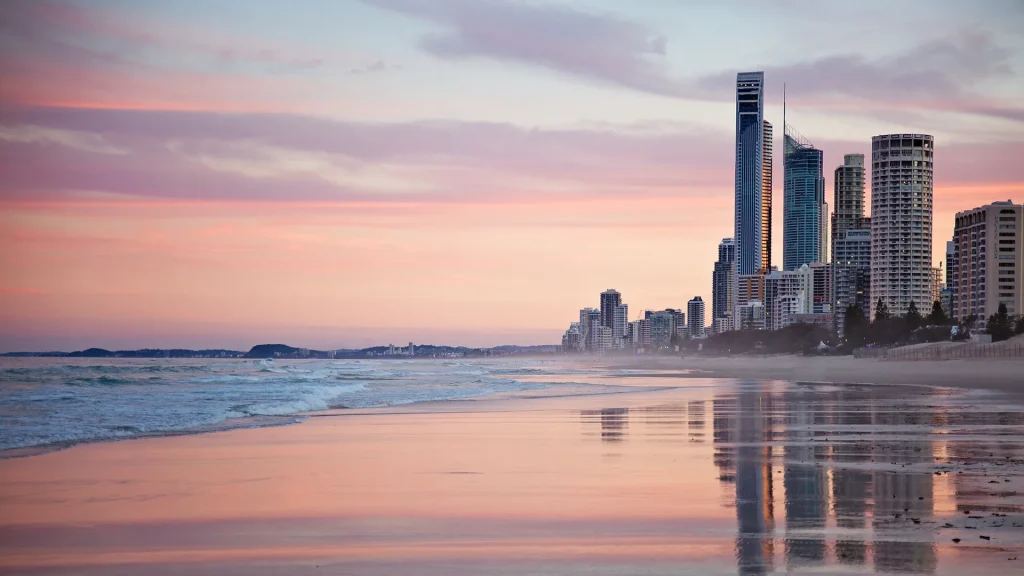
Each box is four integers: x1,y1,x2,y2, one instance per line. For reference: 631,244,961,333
952,538,961,543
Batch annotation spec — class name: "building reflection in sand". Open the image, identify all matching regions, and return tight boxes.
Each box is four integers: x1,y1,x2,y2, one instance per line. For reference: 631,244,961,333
580,408,629,442
712,383,945,574
579,381,1024,575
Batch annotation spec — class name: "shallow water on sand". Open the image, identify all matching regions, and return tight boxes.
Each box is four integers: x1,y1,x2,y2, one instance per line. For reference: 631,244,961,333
1,370,1023,575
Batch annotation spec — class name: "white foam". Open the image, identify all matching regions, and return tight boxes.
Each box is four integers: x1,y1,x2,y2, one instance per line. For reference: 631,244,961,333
0,358,552,451
244,383,365,415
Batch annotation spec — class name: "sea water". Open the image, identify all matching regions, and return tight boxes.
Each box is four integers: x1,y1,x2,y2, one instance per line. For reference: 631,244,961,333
0,358,553,452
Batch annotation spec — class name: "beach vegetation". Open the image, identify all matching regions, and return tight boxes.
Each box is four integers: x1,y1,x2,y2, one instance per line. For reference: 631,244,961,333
926,300,948,326
905,301,923,331
874,299,891,322
986,303,1015,342
683,323,833,356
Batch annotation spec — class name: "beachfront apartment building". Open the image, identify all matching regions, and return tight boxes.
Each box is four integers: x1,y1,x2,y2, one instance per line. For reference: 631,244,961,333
613,304,629,347
599,289,621,333
713,238,736,322
688,297,706,339
595,326,614,351
952,201,1023,327
579,307,601,351
712,316,732,335
834,227,871,336
646,310,676,349
561,322,583,352
870,134,935,319
762,263,833,331
831,154,866,265
630,319,651,348
735,272,766,330
737,300,766,330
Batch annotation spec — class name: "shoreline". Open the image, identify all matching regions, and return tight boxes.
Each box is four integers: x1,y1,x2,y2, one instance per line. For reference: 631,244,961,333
4,355,1023,460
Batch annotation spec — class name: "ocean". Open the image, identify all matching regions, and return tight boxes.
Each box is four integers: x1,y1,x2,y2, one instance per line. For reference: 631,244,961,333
0,358,555,453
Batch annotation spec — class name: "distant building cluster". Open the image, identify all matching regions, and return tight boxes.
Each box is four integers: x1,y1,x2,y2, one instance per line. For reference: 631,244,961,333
561,71,1023,348
561,289,704,353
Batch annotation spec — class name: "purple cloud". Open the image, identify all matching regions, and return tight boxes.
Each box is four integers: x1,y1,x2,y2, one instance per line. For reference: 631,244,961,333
366,0,1022,121
366,0,682,96
0,0,330,76
703,32,1023,121
1,107,1021,206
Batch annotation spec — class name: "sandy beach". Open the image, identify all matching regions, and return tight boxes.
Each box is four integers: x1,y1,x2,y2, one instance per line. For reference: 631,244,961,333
615,356,1024,402
2,361,1024,575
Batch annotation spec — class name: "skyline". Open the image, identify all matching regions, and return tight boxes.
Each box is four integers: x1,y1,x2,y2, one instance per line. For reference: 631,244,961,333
2,1,1024,351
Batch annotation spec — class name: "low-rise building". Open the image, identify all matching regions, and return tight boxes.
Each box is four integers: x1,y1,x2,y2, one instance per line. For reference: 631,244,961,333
737,300,766,330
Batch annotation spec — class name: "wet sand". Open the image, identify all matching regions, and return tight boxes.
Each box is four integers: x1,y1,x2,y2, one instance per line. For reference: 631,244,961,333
2,373,1024,575
613,356,1024,402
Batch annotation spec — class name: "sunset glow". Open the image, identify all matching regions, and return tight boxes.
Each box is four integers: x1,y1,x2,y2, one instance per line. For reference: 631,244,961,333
2,0,1023,350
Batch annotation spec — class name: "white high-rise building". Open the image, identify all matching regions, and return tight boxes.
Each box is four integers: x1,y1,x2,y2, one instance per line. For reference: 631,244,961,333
762,263,834,330
870,134,934,318
613,304,629,347
562,322,583,352
687,296,706,339
630,319,651,348
579,307,601,351
595,326,613,351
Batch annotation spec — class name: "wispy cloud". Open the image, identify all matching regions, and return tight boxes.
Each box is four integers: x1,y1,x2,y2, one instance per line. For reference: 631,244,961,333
365,0,681,96
0,124,127,155
2,107,1021,210
0,0,332,76
368,0,1023,122
348,60,403,75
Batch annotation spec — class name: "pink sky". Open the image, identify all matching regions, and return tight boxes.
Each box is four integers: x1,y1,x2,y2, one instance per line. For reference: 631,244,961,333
2,0,1023,351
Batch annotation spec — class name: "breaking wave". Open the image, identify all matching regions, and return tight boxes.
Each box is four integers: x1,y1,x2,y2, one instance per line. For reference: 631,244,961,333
0,358,550,452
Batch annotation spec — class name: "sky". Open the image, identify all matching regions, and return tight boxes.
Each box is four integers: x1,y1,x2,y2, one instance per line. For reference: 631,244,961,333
1,0,1023,351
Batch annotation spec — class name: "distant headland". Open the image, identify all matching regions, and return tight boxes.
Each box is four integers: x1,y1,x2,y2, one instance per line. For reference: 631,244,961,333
0,343,559,359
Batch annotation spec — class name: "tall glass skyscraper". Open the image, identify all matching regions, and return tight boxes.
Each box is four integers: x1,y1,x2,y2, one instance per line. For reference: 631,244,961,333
734,72,765,277
783,126,826,271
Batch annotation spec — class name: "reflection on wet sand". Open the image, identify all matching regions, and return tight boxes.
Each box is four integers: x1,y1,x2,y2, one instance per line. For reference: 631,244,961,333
3,374,1023,576
581,408,629,442
708,381,1024,575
